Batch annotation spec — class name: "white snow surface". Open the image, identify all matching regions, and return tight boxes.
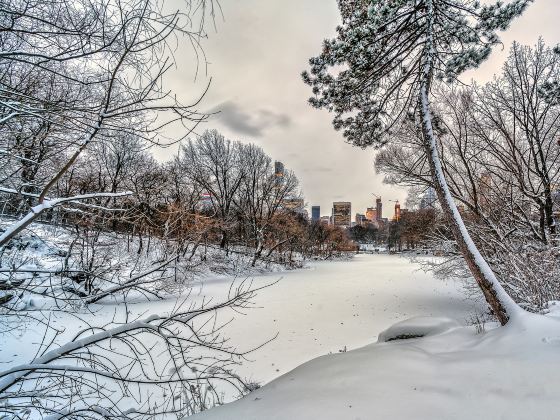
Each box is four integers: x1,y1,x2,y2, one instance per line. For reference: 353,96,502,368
7,253,551,419
1,254,484,384
189,253,487,386
194,311,560,420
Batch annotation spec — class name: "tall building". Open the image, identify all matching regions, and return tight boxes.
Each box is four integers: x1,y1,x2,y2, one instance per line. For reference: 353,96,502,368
355,213,367,226
274,161,284,177
552,184,560,226
393,202,401,222
311,206,321,222
365,207,377,221
197,191,213,212
283,198,305,214
420,187,437,209
274,161,284,186
332,202,351,227
376,198,382,221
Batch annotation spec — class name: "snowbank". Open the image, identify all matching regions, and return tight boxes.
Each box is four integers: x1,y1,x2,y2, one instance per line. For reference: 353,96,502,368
193,312,560,420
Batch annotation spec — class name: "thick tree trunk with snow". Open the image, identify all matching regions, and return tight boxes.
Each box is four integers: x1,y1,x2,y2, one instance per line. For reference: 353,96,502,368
252,241,263,267
419,88,519,325
419,102,517,324
544,187,556,237
418,0,519,325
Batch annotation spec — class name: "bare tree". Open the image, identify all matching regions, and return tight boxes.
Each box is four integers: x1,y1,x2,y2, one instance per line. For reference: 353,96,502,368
179,130,245,251
375,41,560,312
303,0,531,324
0,0,280,416
0,0,210,246
473,40,560,240
236,143,300,266
0,281,271,419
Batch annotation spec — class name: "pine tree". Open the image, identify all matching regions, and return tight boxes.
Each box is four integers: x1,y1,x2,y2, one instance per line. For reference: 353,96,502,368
303,0,532,325
541,46,560,103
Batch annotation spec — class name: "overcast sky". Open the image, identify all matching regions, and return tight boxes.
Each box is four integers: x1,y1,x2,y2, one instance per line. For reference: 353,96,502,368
164,0,560,219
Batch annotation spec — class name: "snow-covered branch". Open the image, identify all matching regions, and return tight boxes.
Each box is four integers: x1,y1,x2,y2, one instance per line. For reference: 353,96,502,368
0,192,132,247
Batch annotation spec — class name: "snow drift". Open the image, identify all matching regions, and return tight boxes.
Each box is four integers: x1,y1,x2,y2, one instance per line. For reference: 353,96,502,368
194,312,560,420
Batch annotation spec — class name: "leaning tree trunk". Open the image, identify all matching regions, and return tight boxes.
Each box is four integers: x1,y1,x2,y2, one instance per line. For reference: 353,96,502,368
419,0,520,325
544,186,556,237
251,231,264,267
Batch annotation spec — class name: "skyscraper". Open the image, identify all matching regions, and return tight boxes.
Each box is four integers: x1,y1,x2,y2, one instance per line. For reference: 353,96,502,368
274,161,284,186
355,213,367,226
365,207,377,221
283,198,305,213
311,206,320,221
552,184,560,227
393,202,401,222
376,198,382,221
420,187,437,209
332,202,351,227
274,161,284,177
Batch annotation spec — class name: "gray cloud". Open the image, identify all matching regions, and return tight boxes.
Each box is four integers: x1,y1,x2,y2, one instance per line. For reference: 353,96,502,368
169,0,559,216
210,101,291,137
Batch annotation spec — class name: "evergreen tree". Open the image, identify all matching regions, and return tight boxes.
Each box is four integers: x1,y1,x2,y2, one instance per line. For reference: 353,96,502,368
303,0,532,324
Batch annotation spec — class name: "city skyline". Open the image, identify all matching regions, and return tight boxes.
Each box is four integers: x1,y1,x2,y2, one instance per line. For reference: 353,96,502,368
165,0,560,218
3,1,559,417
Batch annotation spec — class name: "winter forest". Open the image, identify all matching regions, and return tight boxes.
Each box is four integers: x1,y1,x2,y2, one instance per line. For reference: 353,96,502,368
1,0,560,419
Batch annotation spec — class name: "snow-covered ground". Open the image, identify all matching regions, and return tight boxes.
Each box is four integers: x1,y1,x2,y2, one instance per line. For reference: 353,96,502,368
194,311,560,420
3,252,510,417
192,253,488,386
2,254,482,368
188,254,560,420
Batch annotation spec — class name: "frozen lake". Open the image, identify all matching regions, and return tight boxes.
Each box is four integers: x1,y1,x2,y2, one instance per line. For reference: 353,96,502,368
0,253,488,401
193,253,487,386
194,254,560,420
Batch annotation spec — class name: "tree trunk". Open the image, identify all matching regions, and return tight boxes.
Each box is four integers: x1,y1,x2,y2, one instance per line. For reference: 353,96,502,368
251,242,263,267
419,85,520,325
544,188,556,237
420,0,520,325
